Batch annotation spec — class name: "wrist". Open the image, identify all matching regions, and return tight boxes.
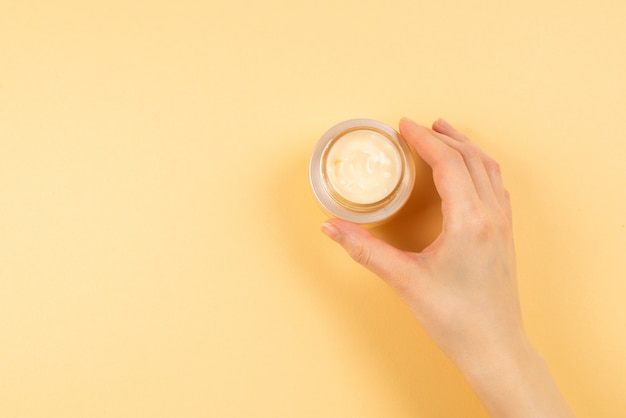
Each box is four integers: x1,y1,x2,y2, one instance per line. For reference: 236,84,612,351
459,329,535,382
455,333,574,417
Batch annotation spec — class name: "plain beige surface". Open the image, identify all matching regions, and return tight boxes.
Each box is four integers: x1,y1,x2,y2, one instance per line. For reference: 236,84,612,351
2,1,626,416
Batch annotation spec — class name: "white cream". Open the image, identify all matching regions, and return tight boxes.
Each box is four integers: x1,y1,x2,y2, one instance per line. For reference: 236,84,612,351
325,129,402,204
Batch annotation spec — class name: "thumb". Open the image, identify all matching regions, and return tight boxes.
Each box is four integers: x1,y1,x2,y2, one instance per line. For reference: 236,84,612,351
321,218,417,292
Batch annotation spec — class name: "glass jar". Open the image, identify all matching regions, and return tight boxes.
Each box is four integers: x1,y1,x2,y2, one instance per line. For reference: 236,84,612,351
309,119,416,224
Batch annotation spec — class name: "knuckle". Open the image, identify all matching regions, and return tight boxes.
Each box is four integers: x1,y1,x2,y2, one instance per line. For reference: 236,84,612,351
455,201,514,243
484,158,502,176
348,240,371,267
451,142,484,167
444,148,465,165
465,207,510,240
432,147,464,171
454,141,476,157
469,212,493,237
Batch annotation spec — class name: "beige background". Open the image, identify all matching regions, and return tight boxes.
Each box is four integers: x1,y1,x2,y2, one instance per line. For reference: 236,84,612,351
2,1,625,417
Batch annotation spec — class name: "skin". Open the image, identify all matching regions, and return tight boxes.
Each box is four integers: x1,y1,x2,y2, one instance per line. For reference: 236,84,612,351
321,118,575,418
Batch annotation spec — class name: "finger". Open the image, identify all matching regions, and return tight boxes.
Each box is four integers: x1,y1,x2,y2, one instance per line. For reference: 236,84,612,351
432,119,510,212
432,118,467,142
321,218,418,295
399,118,480,217
428,121,498,205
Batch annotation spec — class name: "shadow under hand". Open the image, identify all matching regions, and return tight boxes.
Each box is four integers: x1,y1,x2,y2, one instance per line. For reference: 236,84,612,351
371,154,442,253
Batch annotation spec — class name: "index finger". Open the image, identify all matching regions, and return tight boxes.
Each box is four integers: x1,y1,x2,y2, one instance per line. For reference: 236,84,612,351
399,118,481,217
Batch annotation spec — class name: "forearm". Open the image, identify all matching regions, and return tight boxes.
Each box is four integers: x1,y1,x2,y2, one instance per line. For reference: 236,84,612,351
457,335,575,418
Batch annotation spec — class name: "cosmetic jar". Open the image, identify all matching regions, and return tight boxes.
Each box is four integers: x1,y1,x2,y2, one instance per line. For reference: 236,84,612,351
309,119,416,224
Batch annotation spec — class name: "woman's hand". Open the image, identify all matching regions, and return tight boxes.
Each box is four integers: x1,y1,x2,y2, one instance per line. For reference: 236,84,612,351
321,118,574,417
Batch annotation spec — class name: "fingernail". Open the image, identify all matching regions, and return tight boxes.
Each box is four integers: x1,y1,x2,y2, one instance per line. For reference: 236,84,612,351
436,118,453,130
321,221,341,241
400,116,415,125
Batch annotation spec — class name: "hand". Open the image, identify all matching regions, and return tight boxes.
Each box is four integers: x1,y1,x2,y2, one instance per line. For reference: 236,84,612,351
321,118,574,418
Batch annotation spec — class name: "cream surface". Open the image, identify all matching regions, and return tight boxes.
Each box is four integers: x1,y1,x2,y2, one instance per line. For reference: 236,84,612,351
325,129,401,204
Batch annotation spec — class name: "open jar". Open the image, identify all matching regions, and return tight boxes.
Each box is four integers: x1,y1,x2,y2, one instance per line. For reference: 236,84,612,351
309,119,416,225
